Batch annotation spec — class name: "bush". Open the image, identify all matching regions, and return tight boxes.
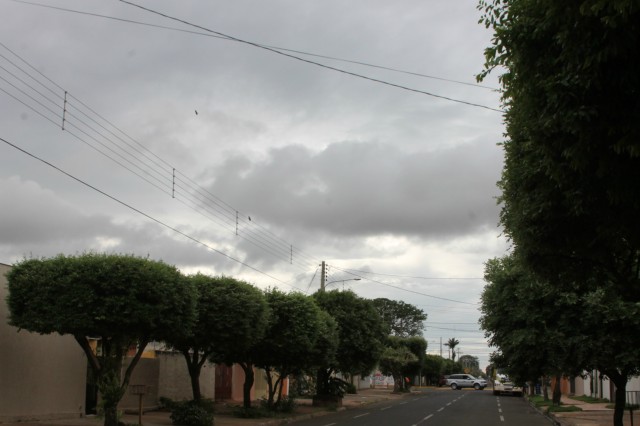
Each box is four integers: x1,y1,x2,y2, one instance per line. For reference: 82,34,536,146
259,396,297,414
169,400,214,426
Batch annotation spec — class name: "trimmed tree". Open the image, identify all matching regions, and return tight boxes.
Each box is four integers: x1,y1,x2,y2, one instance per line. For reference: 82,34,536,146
313,290,385,399
6,253,196,426
165,274,268,405
253,289,324,410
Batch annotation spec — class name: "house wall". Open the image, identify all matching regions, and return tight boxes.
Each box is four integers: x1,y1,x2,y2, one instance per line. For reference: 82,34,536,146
156,351,215,402
0,263,87,421
119,358,160,411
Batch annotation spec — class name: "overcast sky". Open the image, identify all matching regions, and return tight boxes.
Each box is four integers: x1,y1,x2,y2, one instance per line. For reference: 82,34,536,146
0,0,508,370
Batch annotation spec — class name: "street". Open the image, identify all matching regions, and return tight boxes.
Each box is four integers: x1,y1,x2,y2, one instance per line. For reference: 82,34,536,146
291,388,551,426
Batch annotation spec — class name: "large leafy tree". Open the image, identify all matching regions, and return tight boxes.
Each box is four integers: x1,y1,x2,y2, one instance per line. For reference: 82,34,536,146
480,254,587,403
313,290,385,395
253,289,324,409
372,298,427,337
165,274,268,405
479,2,640,424
6,253,196,426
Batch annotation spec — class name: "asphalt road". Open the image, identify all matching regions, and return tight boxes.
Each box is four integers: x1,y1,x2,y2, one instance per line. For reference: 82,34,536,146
291,388,551,426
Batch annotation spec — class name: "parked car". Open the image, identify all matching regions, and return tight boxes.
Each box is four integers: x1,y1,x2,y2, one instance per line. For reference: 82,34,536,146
446,374,487,390
438,375,449,387
493,377,523,396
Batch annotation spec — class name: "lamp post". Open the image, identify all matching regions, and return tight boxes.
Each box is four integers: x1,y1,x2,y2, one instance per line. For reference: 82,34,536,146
324,278,361,291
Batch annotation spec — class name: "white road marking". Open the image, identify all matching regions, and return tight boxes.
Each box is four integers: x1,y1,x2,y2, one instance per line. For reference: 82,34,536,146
500,415,505,422
437,407,444,412
354,413,369,419
380,406,392,411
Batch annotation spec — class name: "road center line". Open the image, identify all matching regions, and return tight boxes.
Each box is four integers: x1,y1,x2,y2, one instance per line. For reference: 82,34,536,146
353,413,370,419
437,407,444,412
380,406,392,411
500,415,505,422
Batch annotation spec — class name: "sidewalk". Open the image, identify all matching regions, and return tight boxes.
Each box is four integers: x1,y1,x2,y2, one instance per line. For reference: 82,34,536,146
0,388,409,426
547,395,638,426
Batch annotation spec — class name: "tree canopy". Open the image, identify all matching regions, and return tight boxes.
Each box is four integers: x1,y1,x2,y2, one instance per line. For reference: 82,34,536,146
254,289,325,409
479,1,640,423
372,298,427,337
165,274,268,404
313,290,385,378
6,253,196,426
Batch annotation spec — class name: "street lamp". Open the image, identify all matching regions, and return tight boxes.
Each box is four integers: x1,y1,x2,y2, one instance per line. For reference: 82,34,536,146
324,278,361,291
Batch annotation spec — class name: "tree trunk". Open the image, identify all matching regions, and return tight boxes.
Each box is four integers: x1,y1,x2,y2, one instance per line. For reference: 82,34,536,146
239,362,255,409
542,376,549,401
316,368,330,396
604,369,628,426
181,349,203,402
552,374,561,406
190,371,202,402
97,369,126,426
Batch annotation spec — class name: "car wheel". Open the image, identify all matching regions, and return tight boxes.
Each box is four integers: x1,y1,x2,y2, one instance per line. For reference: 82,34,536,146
451,383,458,390
474,383,481,390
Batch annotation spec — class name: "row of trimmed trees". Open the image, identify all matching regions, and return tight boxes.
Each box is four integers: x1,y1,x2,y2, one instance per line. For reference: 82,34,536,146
6,253,429,426
477,1,640,425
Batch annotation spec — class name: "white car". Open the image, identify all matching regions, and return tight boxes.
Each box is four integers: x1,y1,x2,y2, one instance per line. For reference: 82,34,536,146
446,374,487,390
493,378,523,396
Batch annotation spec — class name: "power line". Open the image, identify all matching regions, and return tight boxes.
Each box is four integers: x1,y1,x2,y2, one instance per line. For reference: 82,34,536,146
330,264,480,306
0,135,308,292
9,0,498,91
340,267,484,280
0,43,317,271
119,0,504,113
0,42,322,273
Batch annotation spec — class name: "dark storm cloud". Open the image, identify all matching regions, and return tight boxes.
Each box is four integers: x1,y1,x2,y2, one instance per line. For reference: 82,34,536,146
207,139,502,239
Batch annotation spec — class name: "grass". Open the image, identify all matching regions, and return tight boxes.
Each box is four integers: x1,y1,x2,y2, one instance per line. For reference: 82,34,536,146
571,395,609,403
527,395,582,413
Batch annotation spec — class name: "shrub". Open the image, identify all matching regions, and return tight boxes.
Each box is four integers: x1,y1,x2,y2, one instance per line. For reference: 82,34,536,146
169,400,214,426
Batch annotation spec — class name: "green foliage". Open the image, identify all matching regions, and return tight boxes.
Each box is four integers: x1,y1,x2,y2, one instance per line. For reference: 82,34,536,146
169,400,214,426
379,336,423,392
444,338,460,361
165,274,268,402
313,290,385,377
372,298,427,337
480,254,587,384
254,289,325,409
479,2,640,423
6,253,197,426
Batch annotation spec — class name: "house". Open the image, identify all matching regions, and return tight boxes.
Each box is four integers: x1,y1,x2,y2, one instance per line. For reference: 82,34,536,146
0,263,86,421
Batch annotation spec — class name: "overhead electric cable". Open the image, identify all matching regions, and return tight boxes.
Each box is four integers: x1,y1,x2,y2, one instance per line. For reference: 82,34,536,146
0,135,308,292
342,267,484,280
8,0,497,91
0,43,321,271
329,264,479,305
119,0,503,113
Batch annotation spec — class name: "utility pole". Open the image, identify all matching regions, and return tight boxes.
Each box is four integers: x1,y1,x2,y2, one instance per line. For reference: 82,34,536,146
320,261,326,292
